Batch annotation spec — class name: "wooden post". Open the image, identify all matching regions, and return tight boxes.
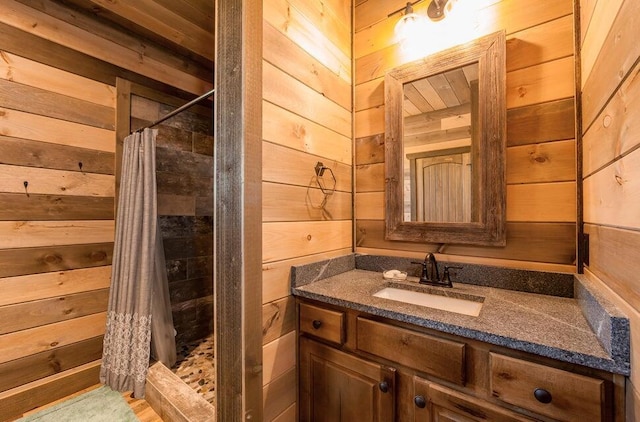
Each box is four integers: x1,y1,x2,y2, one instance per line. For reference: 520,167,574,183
214,0,263,420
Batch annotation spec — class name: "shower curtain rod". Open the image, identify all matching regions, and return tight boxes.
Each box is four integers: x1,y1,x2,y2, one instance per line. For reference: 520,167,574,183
132,88,215,133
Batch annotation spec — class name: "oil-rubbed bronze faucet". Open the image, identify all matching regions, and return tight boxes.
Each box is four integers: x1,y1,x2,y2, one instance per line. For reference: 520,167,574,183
412,253,462,288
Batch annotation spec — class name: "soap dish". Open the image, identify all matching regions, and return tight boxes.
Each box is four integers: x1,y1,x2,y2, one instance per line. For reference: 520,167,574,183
382,270,407,281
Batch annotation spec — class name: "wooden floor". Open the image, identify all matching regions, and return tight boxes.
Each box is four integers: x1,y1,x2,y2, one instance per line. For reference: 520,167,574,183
19,384,163,421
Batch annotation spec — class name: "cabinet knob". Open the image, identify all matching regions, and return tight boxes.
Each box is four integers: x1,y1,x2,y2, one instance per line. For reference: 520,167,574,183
378,381,389,393
534,388,552,404
414,395,427,408
312,320,322,329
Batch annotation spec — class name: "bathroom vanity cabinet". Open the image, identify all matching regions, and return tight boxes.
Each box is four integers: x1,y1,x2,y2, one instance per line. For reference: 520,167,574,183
298,300,624,422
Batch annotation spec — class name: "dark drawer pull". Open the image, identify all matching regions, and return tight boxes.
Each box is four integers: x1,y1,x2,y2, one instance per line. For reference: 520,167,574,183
312,320,322,329
378,381,389,393
534,388,552,404
414,395,426,408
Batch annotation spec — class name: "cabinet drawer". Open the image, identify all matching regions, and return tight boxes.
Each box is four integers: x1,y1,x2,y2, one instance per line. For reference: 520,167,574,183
299,303,344,344
357,318,465,385
490,353,604,421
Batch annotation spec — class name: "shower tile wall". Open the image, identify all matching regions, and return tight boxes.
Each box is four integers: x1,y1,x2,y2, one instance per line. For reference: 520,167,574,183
131,96,214,348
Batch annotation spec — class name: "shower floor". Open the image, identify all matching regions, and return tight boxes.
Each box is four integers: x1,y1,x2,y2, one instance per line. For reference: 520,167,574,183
172,333,216,405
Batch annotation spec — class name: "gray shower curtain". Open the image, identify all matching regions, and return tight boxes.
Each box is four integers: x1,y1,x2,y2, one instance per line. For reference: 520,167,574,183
101,128,176,398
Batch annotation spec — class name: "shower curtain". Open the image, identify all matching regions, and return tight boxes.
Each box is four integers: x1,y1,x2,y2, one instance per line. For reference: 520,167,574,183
101,128,176,398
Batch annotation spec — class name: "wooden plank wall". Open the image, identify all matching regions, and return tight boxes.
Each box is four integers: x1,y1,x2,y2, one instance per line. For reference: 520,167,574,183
261,0,353,420
354,0,577,272
579,0,640,418
0,1,212,419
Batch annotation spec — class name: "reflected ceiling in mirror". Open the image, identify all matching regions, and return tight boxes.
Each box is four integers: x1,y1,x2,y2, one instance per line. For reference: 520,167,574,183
402,62,478,223
385,31,506,246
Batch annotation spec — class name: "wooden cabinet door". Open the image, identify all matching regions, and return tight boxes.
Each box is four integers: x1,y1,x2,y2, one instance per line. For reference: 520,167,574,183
413,377,534,422
299,337,395,422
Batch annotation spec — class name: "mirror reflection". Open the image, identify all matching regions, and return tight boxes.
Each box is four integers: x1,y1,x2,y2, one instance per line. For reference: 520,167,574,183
384,30,506,246
402,63,479,223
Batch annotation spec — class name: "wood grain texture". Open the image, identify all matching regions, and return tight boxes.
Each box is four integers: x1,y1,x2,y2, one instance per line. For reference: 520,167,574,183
357,317,465,385
299,303,344,345
506,15,574,72
584,147,640,229
0,360,101,421
0,108,115,152
263,142,352,192
582,0,640,129
14,0,213,79
0,266,111,307
0,49,115,107
583,60,640,177
506,140,576,183
68,0,215,61
262,331,296,387
355,133,385,165
356,220,576,264
490,353,604,420
263,369,296,422
0,135,115,175
0,289,109,334
263,182,352,222
0,243,113,278
264,0,350,84
216,0,263,418
506,99,576,146
0,336,102,393
263,21,351,111
355,77,384,112
506,57,575,109
0,193,114,221
506,182,576,222
0,78,114,130
0,220,114,248
1,1,211,95
263,61,351,137
580,0,625,86
262,296,296,345
262,101,352,165
0,312,106,364
261,249,351,305
0,165,114,198
584,225,640,329
263,220,353,263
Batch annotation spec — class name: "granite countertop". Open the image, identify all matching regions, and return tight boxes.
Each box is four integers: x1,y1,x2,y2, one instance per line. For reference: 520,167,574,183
292,259,630,376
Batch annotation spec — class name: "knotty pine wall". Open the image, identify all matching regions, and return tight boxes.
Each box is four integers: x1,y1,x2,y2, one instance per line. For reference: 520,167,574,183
0,1,211,419
261,0,352,420
355,0,577,272
579,0,640,417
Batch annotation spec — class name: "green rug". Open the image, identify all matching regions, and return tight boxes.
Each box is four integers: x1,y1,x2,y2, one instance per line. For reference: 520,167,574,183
18,386,138,422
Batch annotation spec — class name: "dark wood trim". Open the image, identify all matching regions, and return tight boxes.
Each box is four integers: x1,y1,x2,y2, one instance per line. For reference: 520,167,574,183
214,0,263,420
574,0,584,274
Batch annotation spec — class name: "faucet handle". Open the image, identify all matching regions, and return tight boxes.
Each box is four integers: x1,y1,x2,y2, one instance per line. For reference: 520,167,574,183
411,261,429,283
442,265,463,285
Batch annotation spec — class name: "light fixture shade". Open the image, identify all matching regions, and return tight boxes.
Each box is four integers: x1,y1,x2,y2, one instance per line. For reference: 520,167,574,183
394,11,428,44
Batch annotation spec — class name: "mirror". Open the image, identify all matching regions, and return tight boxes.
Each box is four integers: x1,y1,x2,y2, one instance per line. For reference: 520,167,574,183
385,31,506,246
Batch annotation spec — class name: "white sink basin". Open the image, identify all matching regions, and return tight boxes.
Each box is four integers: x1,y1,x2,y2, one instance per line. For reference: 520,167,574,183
373,287,483,317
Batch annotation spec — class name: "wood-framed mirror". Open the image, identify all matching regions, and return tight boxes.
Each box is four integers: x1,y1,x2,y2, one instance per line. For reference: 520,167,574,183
384,30,506,246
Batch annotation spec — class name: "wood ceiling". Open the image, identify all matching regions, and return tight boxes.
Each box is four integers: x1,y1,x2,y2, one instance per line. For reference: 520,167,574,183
58,0,214,71
403,62,478,116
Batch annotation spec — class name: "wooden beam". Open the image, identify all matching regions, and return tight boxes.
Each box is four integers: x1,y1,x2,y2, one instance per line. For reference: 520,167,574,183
215,0,263,419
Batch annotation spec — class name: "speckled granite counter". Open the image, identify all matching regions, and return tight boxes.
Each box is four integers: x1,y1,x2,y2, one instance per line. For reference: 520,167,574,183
291,255,630,376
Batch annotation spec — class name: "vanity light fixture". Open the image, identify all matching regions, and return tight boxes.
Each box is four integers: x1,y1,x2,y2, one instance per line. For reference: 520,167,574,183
426,0,451,21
